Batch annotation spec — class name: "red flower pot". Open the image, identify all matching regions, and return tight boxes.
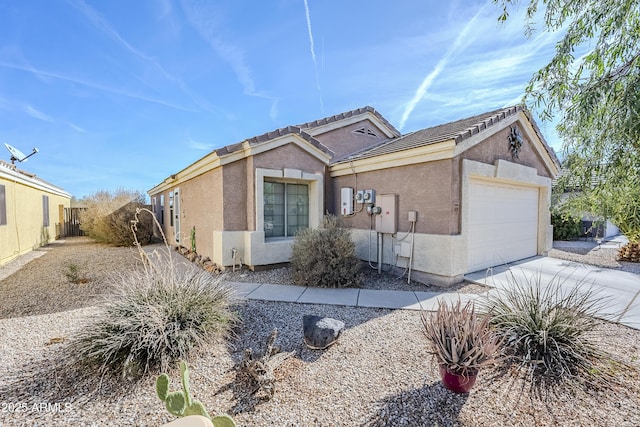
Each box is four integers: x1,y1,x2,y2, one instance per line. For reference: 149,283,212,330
439,365,477,393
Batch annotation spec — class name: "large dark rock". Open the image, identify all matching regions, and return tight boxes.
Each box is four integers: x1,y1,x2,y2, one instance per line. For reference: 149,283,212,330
303,315,345,350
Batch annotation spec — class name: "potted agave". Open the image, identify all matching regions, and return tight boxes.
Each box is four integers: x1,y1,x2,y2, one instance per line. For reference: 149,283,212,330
422,299,501,393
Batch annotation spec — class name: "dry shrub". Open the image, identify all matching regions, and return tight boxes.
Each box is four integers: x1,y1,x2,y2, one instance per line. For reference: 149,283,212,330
79,189,153,246
290,215,362,288
68,209,239,379
618,242,640,262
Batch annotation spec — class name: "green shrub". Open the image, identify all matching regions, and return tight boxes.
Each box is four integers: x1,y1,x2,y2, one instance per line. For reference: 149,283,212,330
63,261,90,284
551,212,582,240
482,271,614,390
68,250,238,378
290,215,362,288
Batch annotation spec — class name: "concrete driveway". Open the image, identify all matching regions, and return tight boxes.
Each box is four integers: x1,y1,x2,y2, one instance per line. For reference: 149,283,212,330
465,256,640,330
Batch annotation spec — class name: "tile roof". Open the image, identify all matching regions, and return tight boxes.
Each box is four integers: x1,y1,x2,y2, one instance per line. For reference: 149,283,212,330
334,105,559,167
297,105,401,137
212,105,400,159
213,125,332,157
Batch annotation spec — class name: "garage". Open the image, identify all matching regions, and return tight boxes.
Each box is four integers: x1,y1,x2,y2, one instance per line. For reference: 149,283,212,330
467,179,539,273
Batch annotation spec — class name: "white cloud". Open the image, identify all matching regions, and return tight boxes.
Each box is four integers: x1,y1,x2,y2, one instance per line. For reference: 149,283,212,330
186,135,214,151
181,0,255,95
398,2,491,130
304,0,323,113
68,122,87,133
69,0,220,115
179,0,280,121
270,98,279,121
0,61,197,112
68,0,155,63
23,105,54,122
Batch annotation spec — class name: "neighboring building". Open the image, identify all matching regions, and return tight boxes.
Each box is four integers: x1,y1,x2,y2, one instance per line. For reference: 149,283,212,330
148,105,560,286
0,160,72,266
553,170,621,240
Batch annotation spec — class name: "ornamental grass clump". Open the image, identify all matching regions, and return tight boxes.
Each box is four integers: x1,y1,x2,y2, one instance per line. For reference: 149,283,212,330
482,271,617,391
290,215,362,288
69,209,238,379
422,300,502,377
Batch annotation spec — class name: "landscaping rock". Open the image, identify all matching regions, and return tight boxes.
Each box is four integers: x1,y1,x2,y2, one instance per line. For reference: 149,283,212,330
303,315,345,350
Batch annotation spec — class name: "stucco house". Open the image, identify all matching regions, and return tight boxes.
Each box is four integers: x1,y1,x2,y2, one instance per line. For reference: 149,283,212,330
0,160,71,266
148,105,560,286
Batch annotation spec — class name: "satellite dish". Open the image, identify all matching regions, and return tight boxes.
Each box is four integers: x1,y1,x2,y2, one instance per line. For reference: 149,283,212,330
3,143,39,164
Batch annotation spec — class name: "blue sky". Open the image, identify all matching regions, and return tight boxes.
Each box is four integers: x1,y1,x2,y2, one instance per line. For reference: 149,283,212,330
0,0,563,199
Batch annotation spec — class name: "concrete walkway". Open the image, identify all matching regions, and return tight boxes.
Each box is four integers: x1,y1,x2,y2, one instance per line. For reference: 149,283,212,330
226,281,477,312
227,255,640,330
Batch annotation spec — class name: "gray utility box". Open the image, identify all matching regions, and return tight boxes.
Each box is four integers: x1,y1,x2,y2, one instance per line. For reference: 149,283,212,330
375,194,398,234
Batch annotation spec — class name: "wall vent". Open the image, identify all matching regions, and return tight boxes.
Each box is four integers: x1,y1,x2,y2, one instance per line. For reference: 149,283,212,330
353,127,378,138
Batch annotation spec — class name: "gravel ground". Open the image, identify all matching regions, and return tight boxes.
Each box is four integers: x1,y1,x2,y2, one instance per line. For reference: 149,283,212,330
0,238,143,319
0,237,639,426
549,246,640,274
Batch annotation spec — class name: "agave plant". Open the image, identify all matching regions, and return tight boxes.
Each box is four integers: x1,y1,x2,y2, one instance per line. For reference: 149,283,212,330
422,299,502,378
481,270,613,388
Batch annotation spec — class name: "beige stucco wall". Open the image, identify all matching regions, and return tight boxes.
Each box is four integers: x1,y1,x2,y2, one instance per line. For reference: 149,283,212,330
313,120,389,160
0,172,71,266
222,159,248,231
459,123,555,179
157,166,224,259
252,143,327,175
331,159,457,235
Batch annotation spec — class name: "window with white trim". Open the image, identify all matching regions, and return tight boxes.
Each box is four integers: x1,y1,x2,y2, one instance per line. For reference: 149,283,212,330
169,192,174,227
42,195,49,227
0,184,6,226
264,182,309,238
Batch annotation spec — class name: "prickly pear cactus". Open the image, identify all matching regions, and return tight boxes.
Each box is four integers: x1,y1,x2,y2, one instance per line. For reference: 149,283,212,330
156,361,236,426
164,391,186,416
156,374,169,401
212,414,237,427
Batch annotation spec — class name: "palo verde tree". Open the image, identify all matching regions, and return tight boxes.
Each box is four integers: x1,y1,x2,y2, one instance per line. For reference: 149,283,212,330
495,0,640,258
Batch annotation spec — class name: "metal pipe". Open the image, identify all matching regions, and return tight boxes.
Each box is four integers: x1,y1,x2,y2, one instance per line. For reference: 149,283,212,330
377,232,383,274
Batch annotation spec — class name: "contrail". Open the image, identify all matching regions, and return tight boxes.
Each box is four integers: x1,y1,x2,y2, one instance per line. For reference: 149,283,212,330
304,0,324,113
0,61,197,112
69,0,221,115
399,3,487,130
23,105,54,122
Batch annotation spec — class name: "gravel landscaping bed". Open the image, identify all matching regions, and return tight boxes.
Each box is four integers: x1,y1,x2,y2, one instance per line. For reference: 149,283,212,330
0,238,142,319
0,237,638,426
549,246,640,274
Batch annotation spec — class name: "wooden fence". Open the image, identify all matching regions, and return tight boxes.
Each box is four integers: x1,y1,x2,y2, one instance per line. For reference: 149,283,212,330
61,207,85,237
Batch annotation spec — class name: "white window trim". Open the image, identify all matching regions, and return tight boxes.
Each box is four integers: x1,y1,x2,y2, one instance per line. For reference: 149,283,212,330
255,168,323,240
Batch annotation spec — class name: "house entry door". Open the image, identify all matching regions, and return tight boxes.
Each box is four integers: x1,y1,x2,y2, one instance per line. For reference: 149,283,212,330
174,188,181,243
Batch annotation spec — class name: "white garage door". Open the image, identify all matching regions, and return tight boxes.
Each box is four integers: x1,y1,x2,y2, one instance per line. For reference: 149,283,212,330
467,180,539,273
